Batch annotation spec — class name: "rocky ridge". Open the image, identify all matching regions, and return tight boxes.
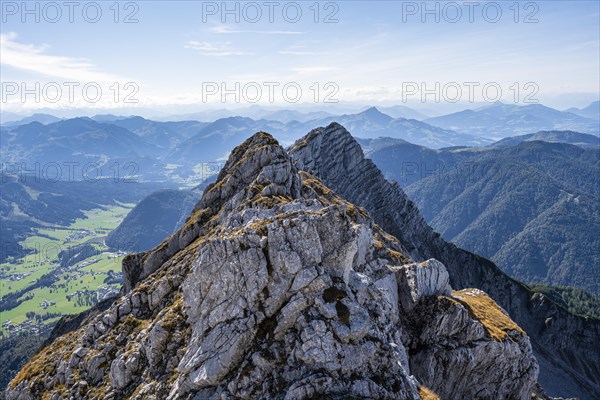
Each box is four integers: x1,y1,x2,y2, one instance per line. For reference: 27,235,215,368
289,123,600,399
7,132,537,399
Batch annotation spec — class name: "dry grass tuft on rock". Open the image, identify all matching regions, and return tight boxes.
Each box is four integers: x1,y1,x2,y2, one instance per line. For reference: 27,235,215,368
419,385,441,400
452,288,525,341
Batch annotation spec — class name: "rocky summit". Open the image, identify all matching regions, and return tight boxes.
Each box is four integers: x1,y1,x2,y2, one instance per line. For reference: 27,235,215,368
6,131,539,400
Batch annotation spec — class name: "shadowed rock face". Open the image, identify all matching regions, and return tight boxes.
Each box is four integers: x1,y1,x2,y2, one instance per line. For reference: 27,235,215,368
106,189,200,253
7,131,537,400
289,122,600,399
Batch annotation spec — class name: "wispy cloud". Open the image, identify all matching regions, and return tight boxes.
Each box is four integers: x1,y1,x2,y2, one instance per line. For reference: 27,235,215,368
210,26,304,35
292,66,337,74
185,40,253,56
279,50,325,56
0,32,124,82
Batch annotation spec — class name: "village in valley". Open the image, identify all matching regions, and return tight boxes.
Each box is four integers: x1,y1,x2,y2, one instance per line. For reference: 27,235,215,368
0,206,131,339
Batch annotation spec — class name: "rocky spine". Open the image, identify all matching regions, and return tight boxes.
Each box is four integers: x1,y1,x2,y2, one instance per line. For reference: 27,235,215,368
7,132,538,400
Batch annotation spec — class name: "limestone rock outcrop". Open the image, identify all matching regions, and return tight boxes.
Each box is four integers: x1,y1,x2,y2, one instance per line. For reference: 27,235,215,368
7,132,538,400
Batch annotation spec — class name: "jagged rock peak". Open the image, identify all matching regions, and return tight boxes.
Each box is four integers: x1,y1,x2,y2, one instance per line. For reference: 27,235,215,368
198,131,302,213
7,130,537,400
290,122,431,260
290,122,364,176
122,131,303,292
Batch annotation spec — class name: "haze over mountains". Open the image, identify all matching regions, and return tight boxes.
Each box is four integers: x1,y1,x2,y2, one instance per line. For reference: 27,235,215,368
3,102,597,184
425,102,599,139
566,100,600,120
1,107,490,184
1,114,63,127
491,130,600,148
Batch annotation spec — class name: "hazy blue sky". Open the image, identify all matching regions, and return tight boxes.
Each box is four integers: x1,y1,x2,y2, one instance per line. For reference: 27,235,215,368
1,0,599,112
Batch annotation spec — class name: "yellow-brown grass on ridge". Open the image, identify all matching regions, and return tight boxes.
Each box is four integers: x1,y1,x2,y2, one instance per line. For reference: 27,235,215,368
300,171,332,197
373,230,411,265
300,171,370,222
419,385,441,400
10,330,79,391
452,288,525,341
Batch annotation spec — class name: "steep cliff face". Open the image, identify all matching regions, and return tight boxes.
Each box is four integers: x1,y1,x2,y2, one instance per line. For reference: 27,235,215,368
7,132,537,400
289,123,600,399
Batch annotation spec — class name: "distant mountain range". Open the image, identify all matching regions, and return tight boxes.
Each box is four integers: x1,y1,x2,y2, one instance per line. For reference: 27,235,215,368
312,107,491,147
356,137,412,156
425,102,599,139
491,130,600,148
0,117,211,183
108,116,208,150
566,101,600,120
1,108,495,184
364,105,428,120
165,117,291,164
167,108,491,166
1,117,159,161
2,103,597,185
1,113,63,126
365,134,600,294
162,107,336,123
